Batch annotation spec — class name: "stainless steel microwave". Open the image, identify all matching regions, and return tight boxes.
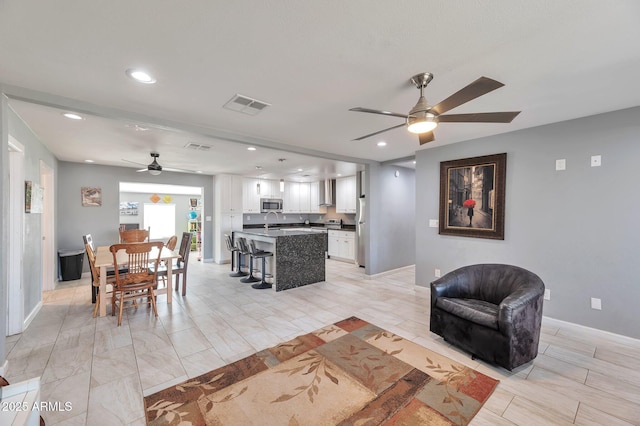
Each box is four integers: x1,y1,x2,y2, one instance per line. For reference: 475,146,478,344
260,198,283,213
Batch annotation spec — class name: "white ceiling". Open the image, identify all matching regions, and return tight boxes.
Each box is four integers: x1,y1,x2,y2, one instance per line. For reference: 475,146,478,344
1,1,639,179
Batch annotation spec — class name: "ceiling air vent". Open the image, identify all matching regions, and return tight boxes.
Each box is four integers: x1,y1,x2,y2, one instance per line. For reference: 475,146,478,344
223,94,271,116
184,143,211,151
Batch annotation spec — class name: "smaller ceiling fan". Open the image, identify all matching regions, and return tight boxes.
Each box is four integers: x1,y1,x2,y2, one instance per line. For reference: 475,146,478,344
123,152,194,175
350,73,521,145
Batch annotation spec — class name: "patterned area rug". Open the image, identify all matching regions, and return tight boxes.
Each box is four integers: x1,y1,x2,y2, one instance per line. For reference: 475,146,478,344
144,317,498,425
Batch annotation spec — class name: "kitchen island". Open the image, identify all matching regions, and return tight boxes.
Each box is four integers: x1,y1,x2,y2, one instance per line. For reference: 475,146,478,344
232,228,327,291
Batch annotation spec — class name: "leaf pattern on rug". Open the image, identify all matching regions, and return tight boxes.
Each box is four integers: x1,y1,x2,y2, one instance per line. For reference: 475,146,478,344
146,399,191,424
425,356,477,425
271,350,340,403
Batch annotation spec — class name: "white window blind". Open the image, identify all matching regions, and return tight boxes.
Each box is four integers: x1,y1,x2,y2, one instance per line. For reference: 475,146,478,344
144,203,176,240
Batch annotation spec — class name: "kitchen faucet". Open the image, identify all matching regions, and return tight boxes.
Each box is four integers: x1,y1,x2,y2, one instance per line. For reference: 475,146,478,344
264,211,279,230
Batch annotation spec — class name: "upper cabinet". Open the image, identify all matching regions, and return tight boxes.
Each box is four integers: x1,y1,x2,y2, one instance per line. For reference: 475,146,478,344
283,182,311,213
309,181,327,214
242,178,261,213
336,175,357,213
217,174,243,213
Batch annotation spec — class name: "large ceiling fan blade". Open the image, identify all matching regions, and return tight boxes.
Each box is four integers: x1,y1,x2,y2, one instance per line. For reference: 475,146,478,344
353,123,406,141
437,111,521,123
349,107,408,119
136,168,148,173
418,132,435,145
431,77,505,115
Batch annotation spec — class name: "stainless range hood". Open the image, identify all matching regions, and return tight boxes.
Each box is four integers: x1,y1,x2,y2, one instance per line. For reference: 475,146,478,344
318,179,335,206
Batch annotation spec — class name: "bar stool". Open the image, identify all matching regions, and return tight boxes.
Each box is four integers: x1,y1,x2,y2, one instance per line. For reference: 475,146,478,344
237,238,260,283
248,239,273,290
225,234,247,277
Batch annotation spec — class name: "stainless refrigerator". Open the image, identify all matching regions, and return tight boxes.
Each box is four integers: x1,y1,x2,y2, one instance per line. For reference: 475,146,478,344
357,196,366,267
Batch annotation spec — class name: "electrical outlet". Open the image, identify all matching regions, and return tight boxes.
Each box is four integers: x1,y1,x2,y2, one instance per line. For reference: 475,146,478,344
263,216,267,220
591,297,602,310
283,215,286,220
435,269,441,278
544,289,551,300
591,155,601,167
246,215,251,221
556,159,566,171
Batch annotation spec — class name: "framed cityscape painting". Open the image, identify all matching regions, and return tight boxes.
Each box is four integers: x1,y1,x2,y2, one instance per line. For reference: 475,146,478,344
439,153,506,240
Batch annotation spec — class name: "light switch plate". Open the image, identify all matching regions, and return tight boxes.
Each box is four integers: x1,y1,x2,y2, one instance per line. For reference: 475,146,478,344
591,297,602,310
544,289,551,300
591,155,601,167
429,219,439,228
556,159,566,171
435,269,441,278
205,216,212,222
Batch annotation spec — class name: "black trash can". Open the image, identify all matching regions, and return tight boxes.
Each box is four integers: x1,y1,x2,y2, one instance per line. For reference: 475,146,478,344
58,248,85,281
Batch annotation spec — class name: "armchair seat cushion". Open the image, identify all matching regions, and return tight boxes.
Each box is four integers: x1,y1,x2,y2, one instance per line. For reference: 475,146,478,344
436,297,499,330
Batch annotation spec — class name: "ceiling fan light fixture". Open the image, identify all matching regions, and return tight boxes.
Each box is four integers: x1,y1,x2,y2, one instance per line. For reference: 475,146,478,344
148,169,162,176
407,113,437,134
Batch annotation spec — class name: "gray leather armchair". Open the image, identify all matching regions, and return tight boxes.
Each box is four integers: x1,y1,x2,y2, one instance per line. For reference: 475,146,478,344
430,264,545,370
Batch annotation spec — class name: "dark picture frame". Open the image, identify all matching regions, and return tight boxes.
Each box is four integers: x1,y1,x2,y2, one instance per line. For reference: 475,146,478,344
439,153,506,240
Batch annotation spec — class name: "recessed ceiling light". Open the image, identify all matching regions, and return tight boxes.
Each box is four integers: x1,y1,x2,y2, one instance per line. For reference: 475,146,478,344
84,159,95,163
377,141,387,147
255,165,262,170
413,160,417,164
297,168,303,172
247,147,257,151
337,173,342,177
196,171,203,174
63,112,83,120
125,68,157,84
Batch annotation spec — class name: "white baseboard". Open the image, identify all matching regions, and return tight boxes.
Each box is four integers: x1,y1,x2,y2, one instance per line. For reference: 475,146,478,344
365,264,415,280
542,315,640,344
0,359,7,376
23,301,43,331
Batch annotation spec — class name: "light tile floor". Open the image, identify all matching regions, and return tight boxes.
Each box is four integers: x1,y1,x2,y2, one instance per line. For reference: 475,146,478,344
4,259,640,425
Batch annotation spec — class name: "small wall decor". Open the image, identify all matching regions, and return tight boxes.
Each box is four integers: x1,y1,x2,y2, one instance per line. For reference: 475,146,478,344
81,187,102,207
162,195,173,203
119,201,139,215
149,193,161,203
25,181,44,213
439,153,506,240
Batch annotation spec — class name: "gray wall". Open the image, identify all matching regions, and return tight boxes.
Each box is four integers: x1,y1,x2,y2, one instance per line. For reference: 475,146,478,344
1,100,59,365
416,106,640,339
366,163,416,275
1,95,8,364
57,162,214,264
10,110,59,314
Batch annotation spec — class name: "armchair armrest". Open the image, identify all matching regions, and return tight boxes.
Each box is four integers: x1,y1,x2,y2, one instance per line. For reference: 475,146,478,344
430,273,464,308
498,284,544,337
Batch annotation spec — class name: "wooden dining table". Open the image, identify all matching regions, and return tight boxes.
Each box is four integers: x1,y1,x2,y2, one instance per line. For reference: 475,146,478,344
94,245,181,317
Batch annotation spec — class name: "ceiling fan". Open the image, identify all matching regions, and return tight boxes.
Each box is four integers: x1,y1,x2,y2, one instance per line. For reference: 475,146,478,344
123,152,194,175
350,73,521,145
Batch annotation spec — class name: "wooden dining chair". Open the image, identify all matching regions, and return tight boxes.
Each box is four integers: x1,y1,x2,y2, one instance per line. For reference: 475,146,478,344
165,235,178,251
85,242,116,317
153,232,191,296
109,241,163,326
119,227,150,243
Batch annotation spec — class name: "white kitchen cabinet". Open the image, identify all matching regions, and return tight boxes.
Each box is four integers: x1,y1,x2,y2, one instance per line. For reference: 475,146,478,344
242,178,262,213
309,181,327,214
214,174,243,263
328,230,355,261
259,179,281,199
217,174,243,213
336,175,357,213
298,182,311,213
283,182,300,213
283,182,311,213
